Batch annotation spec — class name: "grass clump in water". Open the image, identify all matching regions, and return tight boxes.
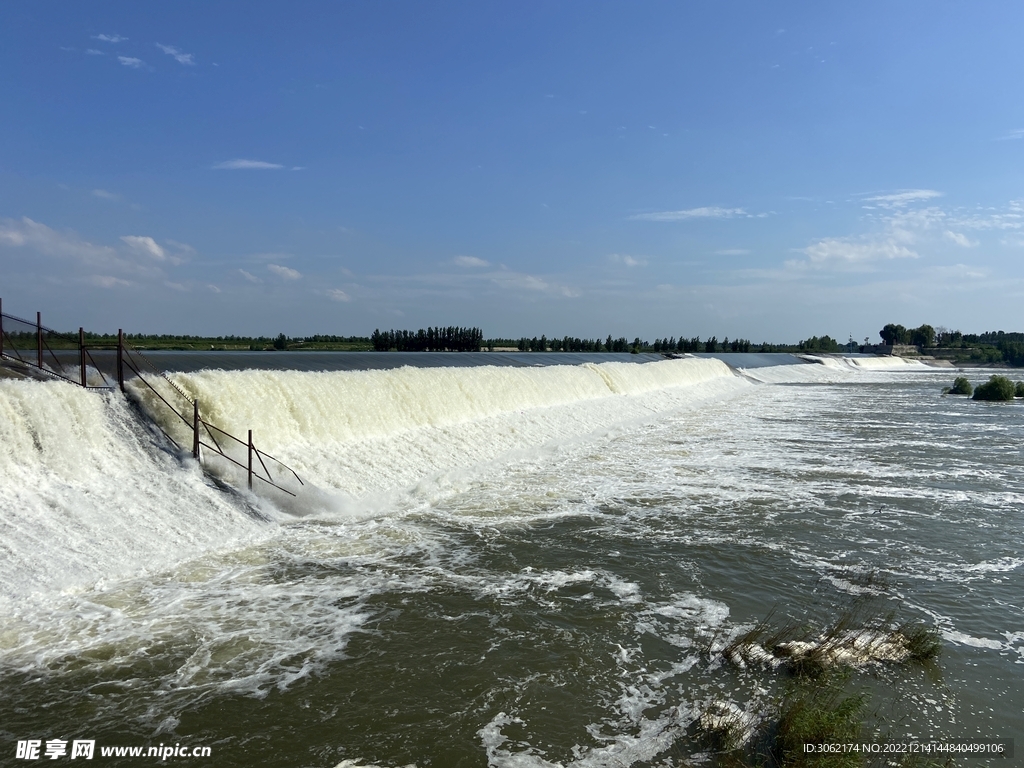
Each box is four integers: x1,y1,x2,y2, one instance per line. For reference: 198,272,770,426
757,673,865,768
897,621,941,662
947,376,972,396
1016,380,1024,397
972,374,1016,401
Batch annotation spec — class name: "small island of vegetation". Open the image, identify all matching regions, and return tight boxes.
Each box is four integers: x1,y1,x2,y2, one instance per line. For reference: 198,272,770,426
972,375,1018,402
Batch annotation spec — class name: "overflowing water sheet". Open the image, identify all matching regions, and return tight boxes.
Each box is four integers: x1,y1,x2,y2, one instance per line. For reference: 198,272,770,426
2,356,1021,767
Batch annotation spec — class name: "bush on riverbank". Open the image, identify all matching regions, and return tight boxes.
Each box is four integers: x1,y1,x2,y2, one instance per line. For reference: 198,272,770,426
972,375,1016,401
1016,381,1024,397
948,376,972,396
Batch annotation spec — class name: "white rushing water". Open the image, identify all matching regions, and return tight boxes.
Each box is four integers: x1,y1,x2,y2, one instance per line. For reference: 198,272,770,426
3,357,743,608
4,356,1020,767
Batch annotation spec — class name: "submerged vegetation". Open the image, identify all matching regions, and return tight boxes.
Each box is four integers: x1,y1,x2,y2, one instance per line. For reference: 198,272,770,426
947,376,972,396
694,572,948,768
972,374,1017,401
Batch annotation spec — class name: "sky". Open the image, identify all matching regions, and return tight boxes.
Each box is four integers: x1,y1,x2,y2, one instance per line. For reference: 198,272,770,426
2,1,1024,343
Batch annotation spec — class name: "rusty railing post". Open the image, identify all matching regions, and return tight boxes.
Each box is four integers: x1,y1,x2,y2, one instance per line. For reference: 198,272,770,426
248,429,253,490
117,329,124,392
79,327,86,387
193,399,200,460
37,311,43,369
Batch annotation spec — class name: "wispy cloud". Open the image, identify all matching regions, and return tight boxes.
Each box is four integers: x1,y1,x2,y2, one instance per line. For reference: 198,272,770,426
452,255,489,268
861,189,942,208
121,235,167,261
327,288,351,302
85,49,104,56
93,34,127,43
943,230,977,247
931,263,989,280
92,189,119,200
88,275,131,288
0,217,163,279
608,253,647,267
1,217,117,263
630,206,748,221
212,159,285,170
715,248,751,256
156,43,195,65
996,129,1024,141
268,264,302,280
118,56,144,69
795,237,918,269
239,269,261,283
166,239,196,255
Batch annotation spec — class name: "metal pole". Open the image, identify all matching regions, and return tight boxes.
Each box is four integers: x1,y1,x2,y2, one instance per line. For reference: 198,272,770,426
37,311,42,369
0,297,4,358
117,329,124,392
193,400,200,460
79,327,86,387
248,429,253,490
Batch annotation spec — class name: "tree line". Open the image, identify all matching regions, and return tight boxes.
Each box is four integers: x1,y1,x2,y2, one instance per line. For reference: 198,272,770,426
371,326,484,352
880,323,1024,366
367,330,829,354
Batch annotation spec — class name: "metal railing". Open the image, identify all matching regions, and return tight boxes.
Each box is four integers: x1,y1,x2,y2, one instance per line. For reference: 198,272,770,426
1,299,303,496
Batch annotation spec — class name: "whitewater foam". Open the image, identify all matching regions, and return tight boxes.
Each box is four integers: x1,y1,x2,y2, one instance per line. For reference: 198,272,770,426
0,380,268,611
130,358,743,508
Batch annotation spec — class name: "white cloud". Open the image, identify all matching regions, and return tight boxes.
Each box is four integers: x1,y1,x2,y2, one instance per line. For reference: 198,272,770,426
156,44,195,65
608,253,647,267
452,255,490,268
943,230,977,248
239,269,261,283
861,189,942,208
87,275,131,288
121,235,167,261
212,159,285,170
630,207,748,221
85,49,104,56
92,189,119,200
118,56,144,69
268,264,301,280
0,217,116,263
715,248,751,256
996,129,1024,141
206,284,221,293
932,263,989,280
166,239,196,254
93,34,127,43
798,237,918,267
327,288,351,302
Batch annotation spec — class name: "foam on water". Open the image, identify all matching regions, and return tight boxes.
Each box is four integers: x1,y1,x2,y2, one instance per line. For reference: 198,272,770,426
131,358,744,506
3,354,1018,765
0,380,268,612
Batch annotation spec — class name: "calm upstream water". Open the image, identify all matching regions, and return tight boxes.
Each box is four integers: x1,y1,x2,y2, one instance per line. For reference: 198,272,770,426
0,356,1021,766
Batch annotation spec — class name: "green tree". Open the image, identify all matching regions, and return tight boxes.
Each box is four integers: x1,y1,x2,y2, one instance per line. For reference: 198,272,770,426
273,333,288,350
972,375,1016,401
879,323,908,345
950,376,972,396
911,324,936,347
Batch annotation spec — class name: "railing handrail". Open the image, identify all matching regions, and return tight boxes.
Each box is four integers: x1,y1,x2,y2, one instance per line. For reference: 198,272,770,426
1,300,304,497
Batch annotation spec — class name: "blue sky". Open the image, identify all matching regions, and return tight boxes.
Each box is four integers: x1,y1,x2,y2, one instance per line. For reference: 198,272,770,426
2,1,1023,342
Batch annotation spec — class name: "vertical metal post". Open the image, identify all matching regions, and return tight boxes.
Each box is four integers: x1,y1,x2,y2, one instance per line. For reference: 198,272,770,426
0,297,4,358
193,400,200,460
79,327,86,387
37,311,43,369
117,329,124,392
248,429,253,490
